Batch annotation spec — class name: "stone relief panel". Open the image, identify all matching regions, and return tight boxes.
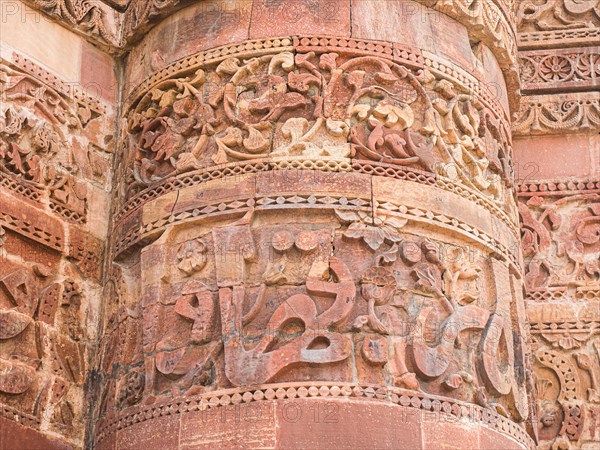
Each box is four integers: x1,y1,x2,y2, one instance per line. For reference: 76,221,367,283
519,180,600,449
530,303,600,450
98,37,529,443
114,37,516,225
0,50,113,446
0,230,88,444
517,0,600,48
98,150,532,445
520,48,599,93
100,208,530,416
519,191,600,300
518,0,600,33
1,53,114,225
513,92,600,136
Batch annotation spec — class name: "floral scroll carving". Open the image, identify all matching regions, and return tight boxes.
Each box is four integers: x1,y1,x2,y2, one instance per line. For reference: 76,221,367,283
518,0,600,33
1,57,112,224
122,47,515,212
519,194,600,293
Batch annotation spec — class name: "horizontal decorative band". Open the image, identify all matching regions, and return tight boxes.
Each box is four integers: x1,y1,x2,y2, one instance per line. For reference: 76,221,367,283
513,92,600,136
113,188,521,272
125,35,510,126
518,30,600,50
520,47,599,94
518,178,600,197
114,158,519,243
94,382,533,449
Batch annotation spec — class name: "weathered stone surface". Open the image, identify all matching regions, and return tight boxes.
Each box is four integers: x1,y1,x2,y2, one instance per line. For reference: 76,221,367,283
2,1,598,449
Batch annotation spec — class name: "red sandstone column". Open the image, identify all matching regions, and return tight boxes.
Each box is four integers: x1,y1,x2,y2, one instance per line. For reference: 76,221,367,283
514,2,600,448
96,1,535,448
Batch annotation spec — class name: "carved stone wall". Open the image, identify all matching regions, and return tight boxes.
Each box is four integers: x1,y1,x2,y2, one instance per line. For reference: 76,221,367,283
515,1,600,449
1,0,598,449
89,1,535,448
0,5,116,447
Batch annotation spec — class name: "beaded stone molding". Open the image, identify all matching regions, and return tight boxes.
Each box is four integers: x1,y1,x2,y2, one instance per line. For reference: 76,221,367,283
518,178,600,198
112,186,522,272
94,382,535,449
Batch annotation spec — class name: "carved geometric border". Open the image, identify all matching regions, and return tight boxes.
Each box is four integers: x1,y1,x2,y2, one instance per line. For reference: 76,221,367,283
526,288,600,303
0,403,41,429
94,382,534,449
114,158,520,241
518,178,600,198
113,189,521,271
519,29,600,50
530,320,600,336
0,209,63,252
0,169,42,203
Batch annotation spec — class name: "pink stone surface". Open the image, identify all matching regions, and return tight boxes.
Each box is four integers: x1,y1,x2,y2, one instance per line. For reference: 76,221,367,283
3,0,599,449
250,0,351,39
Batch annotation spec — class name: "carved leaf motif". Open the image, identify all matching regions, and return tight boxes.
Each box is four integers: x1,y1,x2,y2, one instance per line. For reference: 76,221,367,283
361,225,386,251
336,209,406,251
346,70,365,92
0,310,32,340
412,267,441,295
242,127,269,154
335,210,360,223
287,72,319,93
385,217,408,231
522,228,539,257
350,104,371,121
0,359,34,394
576,207,600,245
216,58,240,76
547,209,562,230
372,102,414,129
377,243,399,266
319,53,338,72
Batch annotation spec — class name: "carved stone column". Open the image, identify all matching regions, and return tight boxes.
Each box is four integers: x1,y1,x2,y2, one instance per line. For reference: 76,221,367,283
515,1,600,448
95,1,534,448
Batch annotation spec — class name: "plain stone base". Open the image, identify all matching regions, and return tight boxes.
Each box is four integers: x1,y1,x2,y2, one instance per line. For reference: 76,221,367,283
100,398,527,450
0,418,71,450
